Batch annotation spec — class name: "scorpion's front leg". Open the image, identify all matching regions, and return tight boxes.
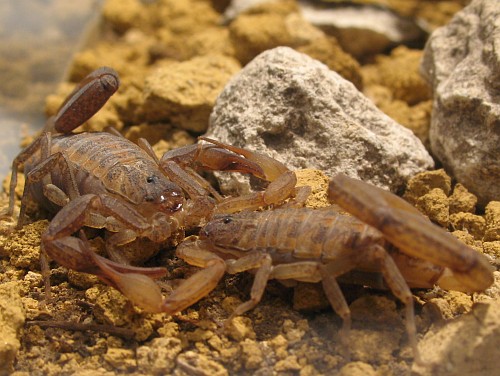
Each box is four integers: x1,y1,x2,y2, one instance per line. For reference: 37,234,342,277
198,137,304,212
75,236,267,314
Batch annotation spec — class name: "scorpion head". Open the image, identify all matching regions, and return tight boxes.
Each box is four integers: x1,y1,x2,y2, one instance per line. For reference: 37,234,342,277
140,174,184,215
200,213,257,250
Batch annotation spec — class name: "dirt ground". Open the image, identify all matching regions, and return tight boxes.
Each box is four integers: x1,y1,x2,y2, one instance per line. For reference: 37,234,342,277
1,1,499,375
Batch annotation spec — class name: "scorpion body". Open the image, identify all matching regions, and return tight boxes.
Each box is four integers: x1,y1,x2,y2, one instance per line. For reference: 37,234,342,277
202,208,387,269
23,132,183,217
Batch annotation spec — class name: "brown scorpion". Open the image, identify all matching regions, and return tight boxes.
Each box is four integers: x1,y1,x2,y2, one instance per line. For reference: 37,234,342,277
5,67,299,311
146,174,494,363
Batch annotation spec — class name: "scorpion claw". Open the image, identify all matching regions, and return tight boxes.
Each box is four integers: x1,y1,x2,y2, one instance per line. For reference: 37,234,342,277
198,137,289,181
112,272,164,313
77,230,165,312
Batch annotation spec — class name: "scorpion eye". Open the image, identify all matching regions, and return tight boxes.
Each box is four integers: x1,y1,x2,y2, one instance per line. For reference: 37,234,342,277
146,176,155,183
223,217,232,224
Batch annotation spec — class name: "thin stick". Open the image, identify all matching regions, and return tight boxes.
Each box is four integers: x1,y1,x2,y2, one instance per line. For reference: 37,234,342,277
26,320,135,339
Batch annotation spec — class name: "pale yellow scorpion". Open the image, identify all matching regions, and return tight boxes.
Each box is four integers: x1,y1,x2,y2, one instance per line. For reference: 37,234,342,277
6,67,494,363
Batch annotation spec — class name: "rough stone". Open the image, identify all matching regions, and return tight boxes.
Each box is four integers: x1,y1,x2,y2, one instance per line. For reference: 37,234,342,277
415,188,449,227
338,361,376,376
228,11,324,65
366,46,430,105
412,299,500,375
449,212,486,240
484,201,500,241
136,337,182,374
175,351,228,376
403,169,452,204
449,183,477,214
421,0,500,206
102,0,148,34
0,282,25,374
207,47,433,195
296,36,362,89
299,1,424,58
141,54,241,132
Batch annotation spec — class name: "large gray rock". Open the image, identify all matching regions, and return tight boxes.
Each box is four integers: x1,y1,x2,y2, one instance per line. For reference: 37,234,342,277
206,47,433,195
421,0,500,206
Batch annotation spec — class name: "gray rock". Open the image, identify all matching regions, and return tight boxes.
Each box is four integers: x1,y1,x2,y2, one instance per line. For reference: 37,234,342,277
206,47,433,195
298,1,424,58
421,0,500,206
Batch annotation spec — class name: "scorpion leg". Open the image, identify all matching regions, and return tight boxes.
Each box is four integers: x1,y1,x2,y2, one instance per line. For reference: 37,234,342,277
6,132,53,219
161,142,259,201
141,139,223,201
197,138,299,211
224,252,273,320
161,138,298,212
328,174,494,292
269,260,353,355
171,239,274,320
361,244,421,364
77,230,168,312
161,159,218,201
214,170,298,214
268,249,421,363
18,150,80,227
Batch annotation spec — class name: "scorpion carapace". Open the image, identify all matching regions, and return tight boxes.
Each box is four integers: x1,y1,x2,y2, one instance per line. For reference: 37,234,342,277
5,66,300,313
159,174,494,363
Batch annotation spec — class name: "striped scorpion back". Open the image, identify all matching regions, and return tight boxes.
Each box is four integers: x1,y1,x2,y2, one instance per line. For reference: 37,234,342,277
201,208,386,262
24,132,173,211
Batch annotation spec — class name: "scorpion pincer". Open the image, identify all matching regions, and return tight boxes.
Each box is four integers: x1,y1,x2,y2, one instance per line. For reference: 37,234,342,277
167,174,494,363
5,67,299,313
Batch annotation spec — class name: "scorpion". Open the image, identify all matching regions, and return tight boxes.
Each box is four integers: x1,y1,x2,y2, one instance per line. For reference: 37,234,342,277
140,176,493,363
5,67,494,363
5,67,298,311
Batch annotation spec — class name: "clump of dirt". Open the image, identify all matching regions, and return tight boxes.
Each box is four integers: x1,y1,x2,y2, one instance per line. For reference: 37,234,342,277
1,0,498,375
0,281,25,370
362,46,432,147
141,54,241,132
